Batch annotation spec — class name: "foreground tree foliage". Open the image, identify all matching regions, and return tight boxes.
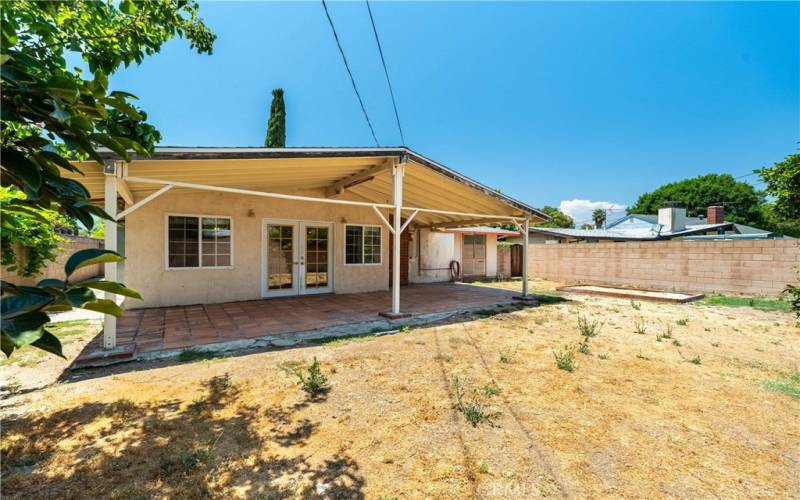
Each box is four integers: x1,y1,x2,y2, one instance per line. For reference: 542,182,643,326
0,1,215,358
0,187,75,277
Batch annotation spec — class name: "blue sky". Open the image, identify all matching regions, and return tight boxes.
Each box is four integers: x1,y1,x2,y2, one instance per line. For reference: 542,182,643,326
106,1,798,225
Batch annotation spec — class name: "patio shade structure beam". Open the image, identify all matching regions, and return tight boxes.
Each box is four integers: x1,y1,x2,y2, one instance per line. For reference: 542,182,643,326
120,175,528,222
371,205,395,235
115,184,174,220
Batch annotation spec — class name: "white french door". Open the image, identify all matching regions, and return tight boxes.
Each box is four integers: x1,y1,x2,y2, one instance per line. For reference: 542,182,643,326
262,220,333,297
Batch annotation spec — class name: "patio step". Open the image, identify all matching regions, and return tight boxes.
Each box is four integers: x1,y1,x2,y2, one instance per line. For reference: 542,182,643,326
71,344,137,370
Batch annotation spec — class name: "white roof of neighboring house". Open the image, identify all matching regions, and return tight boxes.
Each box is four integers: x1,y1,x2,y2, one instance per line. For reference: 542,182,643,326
441,226,520,236
526,222,734,241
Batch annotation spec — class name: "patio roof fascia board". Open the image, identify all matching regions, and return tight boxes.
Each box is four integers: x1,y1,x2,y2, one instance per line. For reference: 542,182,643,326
97,146,546,221
121,175,525,222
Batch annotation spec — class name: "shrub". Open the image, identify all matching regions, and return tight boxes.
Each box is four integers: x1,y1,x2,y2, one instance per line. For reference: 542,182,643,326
281,357,329,396
578,337,591,355
577,315,602,338
553,345,576,372
483,384,501,397
452,376,497,426
630,300,641,310
634,318,647,335
676,318,688,326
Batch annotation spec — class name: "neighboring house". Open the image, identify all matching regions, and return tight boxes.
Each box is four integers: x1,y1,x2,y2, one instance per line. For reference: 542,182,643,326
62,147,546,349
504,204,784,244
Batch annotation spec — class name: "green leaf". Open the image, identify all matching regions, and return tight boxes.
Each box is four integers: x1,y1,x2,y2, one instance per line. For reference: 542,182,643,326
1,312,48,347
80,299,123,316
1,148,42,190
65,287,96,307
119,0,138,15
1,335,16,358
37,279,66,288
89,133,129,160
31,329,65,359
65,249,123,277
76,280,142,300
1,293,53,319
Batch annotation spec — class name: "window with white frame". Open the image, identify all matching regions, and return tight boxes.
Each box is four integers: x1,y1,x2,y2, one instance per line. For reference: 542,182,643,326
345,224,381,265
167,215,232,269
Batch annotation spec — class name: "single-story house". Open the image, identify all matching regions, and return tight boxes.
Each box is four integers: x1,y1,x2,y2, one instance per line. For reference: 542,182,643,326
64,147,547,350
504,204,784,244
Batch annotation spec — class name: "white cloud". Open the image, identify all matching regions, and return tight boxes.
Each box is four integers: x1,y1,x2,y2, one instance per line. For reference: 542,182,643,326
559,199,627,226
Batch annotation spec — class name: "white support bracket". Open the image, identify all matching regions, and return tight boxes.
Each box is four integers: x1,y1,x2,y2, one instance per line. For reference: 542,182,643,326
371,205,395,235
400,210,419,233
115,184,174,220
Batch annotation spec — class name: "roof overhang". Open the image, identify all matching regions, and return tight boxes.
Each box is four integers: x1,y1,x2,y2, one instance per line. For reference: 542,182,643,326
65,147,547,228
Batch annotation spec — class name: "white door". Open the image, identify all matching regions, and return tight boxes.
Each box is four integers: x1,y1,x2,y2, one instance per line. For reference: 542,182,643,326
263,220,333,297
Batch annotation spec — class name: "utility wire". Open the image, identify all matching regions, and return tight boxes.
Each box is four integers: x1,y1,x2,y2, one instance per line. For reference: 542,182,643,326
321,0,380,146
365,0,406,146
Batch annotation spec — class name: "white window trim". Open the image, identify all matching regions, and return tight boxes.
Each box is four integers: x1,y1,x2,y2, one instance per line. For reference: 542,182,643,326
343,223,382,266
164,213,234,271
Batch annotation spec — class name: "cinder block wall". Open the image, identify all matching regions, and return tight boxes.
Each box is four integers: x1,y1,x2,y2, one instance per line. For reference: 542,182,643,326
528,239,799,296
2,236,104,286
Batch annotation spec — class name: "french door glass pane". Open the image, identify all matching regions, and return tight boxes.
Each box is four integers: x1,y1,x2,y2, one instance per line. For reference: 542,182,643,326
268,224,294,290
305,225,329,288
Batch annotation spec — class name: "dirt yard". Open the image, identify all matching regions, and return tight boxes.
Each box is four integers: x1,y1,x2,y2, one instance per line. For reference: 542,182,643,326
2,280,798,499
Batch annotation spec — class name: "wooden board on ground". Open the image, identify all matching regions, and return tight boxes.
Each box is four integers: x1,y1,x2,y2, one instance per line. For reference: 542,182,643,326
557,284,704,303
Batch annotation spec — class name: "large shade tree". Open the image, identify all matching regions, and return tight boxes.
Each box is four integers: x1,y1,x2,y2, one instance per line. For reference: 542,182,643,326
627,173,765,226
758,153,800,237
0,1,216,358
534,206,574,229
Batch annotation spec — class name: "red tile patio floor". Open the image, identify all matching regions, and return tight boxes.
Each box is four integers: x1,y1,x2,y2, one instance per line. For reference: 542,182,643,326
84,282,519,358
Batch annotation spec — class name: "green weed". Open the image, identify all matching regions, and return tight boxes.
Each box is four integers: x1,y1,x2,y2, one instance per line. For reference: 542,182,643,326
760,371,800,399
553,345,576,372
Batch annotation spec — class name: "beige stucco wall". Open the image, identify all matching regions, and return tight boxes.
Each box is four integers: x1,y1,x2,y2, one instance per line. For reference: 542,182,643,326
409,230,498,283
125,189,389,308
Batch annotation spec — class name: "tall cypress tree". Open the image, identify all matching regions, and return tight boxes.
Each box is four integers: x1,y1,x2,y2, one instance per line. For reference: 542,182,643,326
264,88,286,147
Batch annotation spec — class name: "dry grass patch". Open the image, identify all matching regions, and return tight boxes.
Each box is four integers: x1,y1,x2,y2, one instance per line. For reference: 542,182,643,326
1,281,798,498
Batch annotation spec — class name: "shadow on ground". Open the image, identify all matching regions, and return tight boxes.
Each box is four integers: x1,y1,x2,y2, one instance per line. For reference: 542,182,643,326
1,373,364,499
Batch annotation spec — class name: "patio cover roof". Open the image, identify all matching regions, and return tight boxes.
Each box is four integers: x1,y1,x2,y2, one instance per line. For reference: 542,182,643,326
67,147,547,228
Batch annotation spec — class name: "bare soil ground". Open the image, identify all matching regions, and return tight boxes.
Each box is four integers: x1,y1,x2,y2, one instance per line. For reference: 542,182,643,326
2,280,798,499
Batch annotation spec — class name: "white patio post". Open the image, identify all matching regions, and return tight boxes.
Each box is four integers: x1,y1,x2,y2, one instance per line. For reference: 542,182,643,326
391,159,404,315
522,218,530,297
103,161,118,349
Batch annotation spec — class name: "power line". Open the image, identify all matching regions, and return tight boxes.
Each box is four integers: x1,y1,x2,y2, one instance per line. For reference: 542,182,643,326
321,0,379,146
365,0,405,146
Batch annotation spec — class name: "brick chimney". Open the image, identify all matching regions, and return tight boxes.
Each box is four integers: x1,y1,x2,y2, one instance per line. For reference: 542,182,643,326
707,205,725,225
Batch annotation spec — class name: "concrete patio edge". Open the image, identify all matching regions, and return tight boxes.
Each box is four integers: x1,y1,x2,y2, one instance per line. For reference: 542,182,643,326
109,299,523,366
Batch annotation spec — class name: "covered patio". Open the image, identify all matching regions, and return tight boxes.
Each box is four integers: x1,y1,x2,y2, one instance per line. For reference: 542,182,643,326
74,282,523,366
64,147,546,357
